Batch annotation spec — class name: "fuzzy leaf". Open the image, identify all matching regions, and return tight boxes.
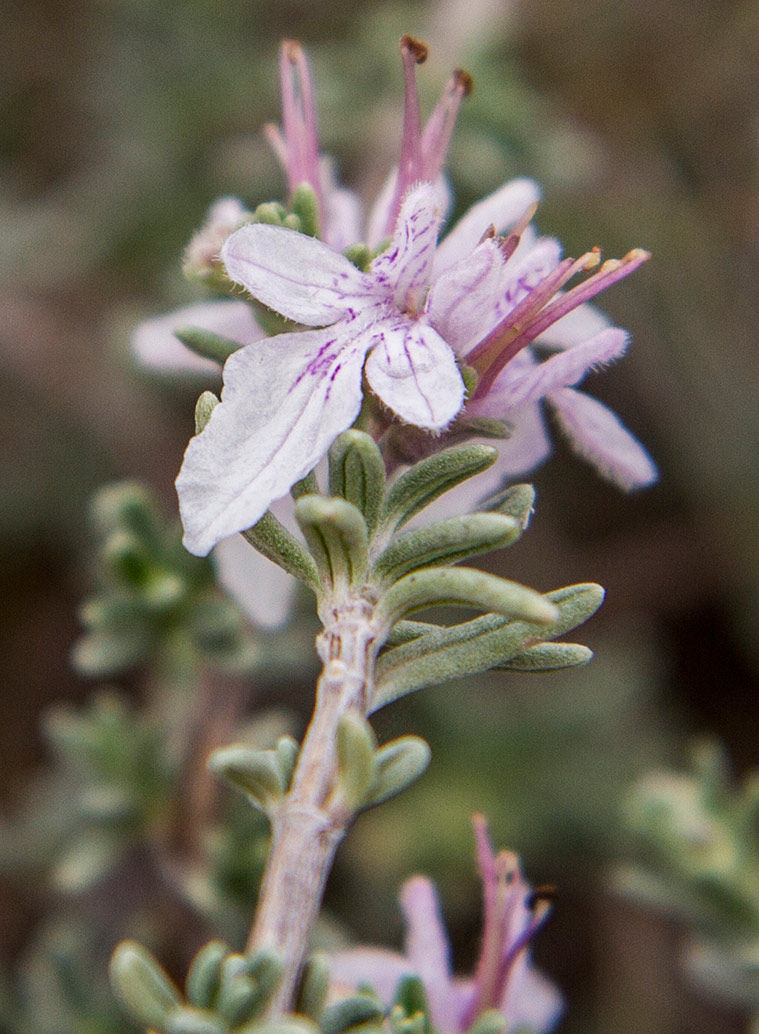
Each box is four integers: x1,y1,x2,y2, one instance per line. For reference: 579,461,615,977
295,495,369,591
185,941,229,1010
363,736,431,809
372,513,520,584
321,995,385,1034
328,431,386,536
496,641,593,671
296,953,330,1021
481,483,535,529
242,512,320,592
336,714,377,811
109,941,182,1030
379,444,498,534
375,568,558,630
195,391,221,434
208,745,284,813
373,583,604,708
176,327,241,365
166,1006,228,1034
275,735,300,791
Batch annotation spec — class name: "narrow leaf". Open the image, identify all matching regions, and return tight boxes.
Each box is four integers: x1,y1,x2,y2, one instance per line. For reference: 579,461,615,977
185,940,229,1010
481,483,535,529
372,513,520,584
297,952,330,1021
109,941,182,1030
375,568,558,630
166,1006,228,1034
496,641,593,671
295,495,369,591
321,995,385,1034
363,736,431,809
208,745,284,812
176,327,242,365
379,444,498,534
336,714,377,811
329,431,386,536
242,512,320,592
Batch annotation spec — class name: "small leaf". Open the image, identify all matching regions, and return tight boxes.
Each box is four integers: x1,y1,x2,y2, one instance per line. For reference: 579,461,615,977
393,975,429,1029
329,431,386,536
481,483,535,529
296,952,330,1021
176,327,241,365
321,995,385,1034
236,1019,320,1034
372,513,520,584
465,1010,507,1034
195,391,221,434
295,495,369,591
185,940,229,1010
496,642,593,671
276,735,300,791
209,745,284,813
375,568,558,630
109,941,182,1030
336,714,377,811
166,1006,228,1034
242,512,320,592
379,444,498,534
363,736,431,809
216,973,261,1027
291,184,322,238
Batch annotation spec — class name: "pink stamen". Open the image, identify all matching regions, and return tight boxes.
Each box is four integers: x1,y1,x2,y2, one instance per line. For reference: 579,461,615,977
385,35,428,237
279,40,323,222
498,202,539,263
421,68,473,181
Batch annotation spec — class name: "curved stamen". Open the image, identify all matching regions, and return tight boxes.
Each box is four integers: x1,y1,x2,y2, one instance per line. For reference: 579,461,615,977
421,68,473,181
279,40,323,221
385,35,428,236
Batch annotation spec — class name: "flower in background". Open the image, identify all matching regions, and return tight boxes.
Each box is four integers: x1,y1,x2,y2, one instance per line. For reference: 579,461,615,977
329,815,562,1034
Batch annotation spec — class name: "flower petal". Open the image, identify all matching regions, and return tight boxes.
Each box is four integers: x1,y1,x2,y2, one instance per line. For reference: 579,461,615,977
488,328,629,409
177,328,369,555
133,300,261,374
370,183,444,309
434,178,542,274
221,224,376,326
537,301,610,349
548,387,658,489
499,959,563,1034
364,319,464,430
426,239,506,354
401,877,456,1029
213,531,295,629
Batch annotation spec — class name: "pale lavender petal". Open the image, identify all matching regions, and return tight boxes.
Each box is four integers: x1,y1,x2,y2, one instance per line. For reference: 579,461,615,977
366,169,398,250
499,959,563,1034
371,183,444,309
537,301,610,349
426,239,505,354
320,157,364,251
213,533,295,629
177,327,369,555
328,948,416,1004
489,328,629,409
221,224,377,326
483,404,553,487
549,387,658,489
364,320,464,430
401,877,456,1029
133,300,261,374
434,178,542,274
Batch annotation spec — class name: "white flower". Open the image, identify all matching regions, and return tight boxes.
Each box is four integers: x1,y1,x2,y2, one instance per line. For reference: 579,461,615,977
176,179,546,557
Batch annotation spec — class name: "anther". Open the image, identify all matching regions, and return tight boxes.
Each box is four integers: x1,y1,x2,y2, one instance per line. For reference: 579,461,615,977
452,68,474,96
400,35,428,64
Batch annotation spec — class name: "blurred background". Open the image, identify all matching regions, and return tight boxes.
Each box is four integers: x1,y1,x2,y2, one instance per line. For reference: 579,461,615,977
2,0,758,1032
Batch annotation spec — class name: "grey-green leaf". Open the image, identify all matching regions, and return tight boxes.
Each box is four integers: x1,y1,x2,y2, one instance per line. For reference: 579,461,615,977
185,940,229,1009
496,641,593,671
379,444,498,534
481,483,535,529
372,513,520,585
328,431,386,536
242,512,320,592
363,736,431,809
176,326,242,365
109,941,182,1030
336,714,376,811
208,745,284,812
295,495,368,591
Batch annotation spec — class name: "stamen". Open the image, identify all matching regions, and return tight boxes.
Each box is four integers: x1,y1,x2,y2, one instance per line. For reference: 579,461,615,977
498,201,539,263
421,67,474,181
279,40,323,222
385,36,429,235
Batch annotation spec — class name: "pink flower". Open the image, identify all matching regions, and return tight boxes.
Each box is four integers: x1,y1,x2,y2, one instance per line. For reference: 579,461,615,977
329,816,562,1034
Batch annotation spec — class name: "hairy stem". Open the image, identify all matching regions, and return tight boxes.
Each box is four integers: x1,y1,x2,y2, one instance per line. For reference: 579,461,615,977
246,593,378,1013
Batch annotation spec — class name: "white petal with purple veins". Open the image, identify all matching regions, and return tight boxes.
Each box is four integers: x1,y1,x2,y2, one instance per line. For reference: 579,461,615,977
426,239,505,353
177,327,370,555
222,223,377,326
371,183,443,309
549,386,658,489
213,532,295,629
364,320,464,430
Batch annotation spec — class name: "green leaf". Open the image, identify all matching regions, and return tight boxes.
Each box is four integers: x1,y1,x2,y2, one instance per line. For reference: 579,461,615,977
496,641,593,671
176,327,241,365
336,714,377,811
291,183,322,238
378,444,498,534
296,952,330,1021
185,940,229,1010
295,495,369,591
242,512,320,592
321,995,385,1034
384,619,439,646
209,745,285,813
166,1006,228,1034
481,483,535,529
109,941,182,1030
372,582,604,709
392,975,429,1029
372,513,520,584
275,735,300,791
195,391,220,433
465,1010,507,1034
363,736,431,809
375,568,558,630
329,431,386,536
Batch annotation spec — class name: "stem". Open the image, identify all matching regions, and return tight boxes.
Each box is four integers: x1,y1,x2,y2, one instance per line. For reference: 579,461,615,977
246,592,378,1013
